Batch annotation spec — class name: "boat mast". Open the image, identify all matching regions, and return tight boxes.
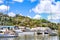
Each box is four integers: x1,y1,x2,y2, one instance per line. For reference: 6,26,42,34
6,0,9,14
6,0,9,26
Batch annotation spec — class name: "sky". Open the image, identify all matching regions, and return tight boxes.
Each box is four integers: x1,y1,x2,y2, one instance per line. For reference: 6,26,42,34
0,0,60,23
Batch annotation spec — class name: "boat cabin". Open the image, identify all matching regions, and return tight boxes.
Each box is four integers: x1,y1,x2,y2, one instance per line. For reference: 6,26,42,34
0,26,18,30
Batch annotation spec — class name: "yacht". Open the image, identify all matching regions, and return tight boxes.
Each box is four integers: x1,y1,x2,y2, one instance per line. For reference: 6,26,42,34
0,29,18,38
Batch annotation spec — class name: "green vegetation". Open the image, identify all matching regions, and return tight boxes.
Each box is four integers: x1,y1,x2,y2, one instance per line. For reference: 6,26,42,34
0,13,60,30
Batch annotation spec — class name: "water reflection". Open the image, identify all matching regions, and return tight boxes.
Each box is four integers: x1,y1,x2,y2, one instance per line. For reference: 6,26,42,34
49,36,59,40
0,35,59,40
0,38,15,40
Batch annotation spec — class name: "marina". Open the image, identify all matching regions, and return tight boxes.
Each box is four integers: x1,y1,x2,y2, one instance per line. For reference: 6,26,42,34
0,26,58,37
0,0,60,40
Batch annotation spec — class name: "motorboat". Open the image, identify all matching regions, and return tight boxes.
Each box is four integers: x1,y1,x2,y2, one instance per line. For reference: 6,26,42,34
0,30,18,38
49,30,58,36
0,34,18,38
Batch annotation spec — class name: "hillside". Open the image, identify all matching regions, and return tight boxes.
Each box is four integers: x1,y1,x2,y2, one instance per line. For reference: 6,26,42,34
0,13,59,30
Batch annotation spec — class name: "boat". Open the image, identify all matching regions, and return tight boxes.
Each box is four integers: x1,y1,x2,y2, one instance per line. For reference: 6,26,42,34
49,30,58,36
0,30,18,38
37,32,42,35
0,34,18,38
44,31,49,34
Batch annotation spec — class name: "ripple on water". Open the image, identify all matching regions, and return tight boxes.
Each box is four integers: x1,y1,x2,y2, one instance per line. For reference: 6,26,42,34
0,35,59,40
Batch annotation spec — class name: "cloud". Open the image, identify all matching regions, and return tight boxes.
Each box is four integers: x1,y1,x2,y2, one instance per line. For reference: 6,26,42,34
31,0,56,14
33,14,41,19
27,16,31,18
0,5,10,12
31,0,60,14
19,14,23,16
8,12,16,17
48,12,60,20
0,0,4,4
13,0,24,3
30,0,60,22
48,15,60,20
30,0,36,2
47,13,60,23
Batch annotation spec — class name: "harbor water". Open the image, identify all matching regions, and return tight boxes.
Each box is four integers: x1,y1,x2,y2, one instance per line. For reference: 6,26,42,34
0,34,59,40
